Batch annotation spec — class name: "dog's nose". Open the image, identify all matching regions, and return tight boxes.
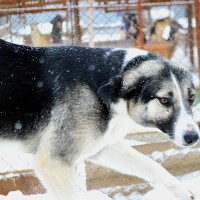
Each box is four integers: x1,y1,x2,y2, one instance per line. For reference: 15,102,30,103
184,131,199,145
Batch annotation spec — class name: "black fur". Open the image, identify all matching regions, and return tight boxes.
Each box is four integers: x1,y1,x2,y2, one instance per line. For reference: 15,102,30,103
0,40,126,139
123,53,160,72
0,39,194,142
0,41,53,139
0,40,199,200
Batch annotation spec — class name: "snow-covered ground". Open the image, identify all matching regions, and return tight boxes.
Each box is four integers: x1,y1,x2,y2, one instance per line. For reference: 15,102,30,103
144,178,200,200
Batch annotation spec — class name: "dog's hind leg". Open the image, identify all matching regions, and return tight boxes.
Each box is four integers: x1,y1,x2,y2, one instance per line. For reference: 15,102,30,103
33,147,76,200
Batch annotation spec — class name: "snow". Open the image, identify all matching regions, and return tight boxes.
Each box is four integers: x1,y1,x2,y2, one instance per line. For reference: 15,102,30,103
150,7,174,20
0,190,113,200
178,17,196,29
14,122,23,130
1,144,200,200
1,129,200,199
0,191,49,200
144,178,200,200
0,152,33,176
18,23,53,36
82,32,121,43
100,184,144,200
151,147,200,164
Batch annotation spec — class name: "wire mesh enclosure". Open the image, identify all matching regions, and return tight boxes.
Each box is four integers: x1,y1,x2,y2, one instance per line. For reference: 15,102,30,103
0,0,200,199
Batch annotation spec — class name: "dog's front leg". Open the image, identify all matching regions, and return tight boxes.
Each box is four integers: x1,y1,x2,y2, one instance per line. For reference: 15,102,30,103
33,148,77,200
89,141,194,200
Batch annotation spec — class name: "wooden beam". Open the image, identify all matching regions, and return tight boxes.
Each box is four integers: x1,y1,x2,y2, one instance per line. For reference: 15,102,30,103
195,0,200,84
0,1,194,15
0,0,67,8
137,0,145,48
73,0,82,45
187,4,194,70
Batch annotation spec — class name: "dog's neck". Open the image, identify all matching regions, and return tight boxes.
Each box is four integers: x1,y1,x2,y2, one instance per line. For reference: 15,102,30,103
104,99,136,145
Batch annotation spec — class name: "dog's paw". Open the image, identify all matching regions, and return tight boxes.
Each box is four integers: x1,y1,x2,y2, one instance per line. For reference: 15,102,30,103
143,186,195,200
171,183,195,200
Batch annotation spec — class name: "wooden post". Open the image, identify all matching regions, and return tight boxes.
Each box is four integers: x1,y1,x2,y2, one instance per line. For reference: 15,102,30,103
9,15,12,42
87,0,95,47
137,0,144,48
187,4,194,70
195,0,200,84
74,0,82,45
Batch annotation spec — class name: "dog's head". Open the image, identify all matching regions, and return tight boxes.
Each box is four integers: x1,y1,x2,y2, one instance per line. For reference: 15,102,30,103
98,51,199,147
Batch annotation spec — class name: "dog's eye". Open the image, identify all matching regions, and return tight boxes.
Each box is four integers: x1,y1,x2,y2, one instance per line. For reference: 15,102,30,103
158,97,171,106
189,94,195,103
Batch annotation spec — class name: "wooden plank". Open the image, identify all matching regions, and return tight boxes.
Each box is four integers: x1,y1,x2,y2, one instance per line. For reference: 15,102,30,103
96,0,172,3
0,0,18,8
0,2,193,15
141,42,172,59
0,0,67,9
0,173,45,196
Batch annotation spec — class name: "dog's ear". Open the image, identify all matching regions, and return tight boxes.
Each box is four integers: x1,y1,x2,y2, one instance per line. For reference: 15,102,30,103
98,75,123,105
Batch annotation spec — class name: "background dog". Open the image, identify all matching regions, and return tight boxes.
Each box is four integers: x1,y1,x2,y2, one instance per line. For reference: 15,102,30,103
123,13,139,44
30,24,50,47
150,17,172,43
150,17,184,44
0,39,198,200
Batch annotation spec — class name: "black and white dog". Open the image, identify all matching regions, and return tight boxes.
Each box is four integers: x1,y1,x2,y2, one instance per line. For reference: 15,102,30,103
0,39,199,200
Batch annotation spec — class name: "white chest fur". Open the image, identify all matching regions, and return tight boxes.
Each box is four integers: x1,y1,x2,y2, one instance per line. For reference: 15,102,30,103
104,99,137,145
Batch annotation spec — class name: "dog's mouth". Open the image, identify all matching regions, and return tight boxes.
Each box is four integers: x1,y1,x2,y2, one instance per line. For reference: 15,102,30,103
156,124,174,137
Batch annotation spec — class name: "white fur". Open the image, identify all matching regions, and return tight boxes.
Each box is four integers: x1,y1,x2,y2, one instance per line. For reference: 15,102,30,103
76,99,137,162
89,141,193,200
171,74,199,146
122,48,148,69
123,60,164,89
1,53,196,200
87,99,194,200
32,103,147,200
104,99,137,145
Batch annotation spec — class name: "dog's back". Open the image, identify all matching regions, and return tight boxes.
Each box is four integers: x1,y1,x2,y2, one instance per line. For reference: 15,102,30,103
0,40,124,141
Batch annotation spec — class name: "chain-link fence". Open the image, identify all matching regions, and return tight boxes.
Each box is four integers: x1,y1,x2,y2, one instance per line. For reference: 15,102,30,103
0,0,200,199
